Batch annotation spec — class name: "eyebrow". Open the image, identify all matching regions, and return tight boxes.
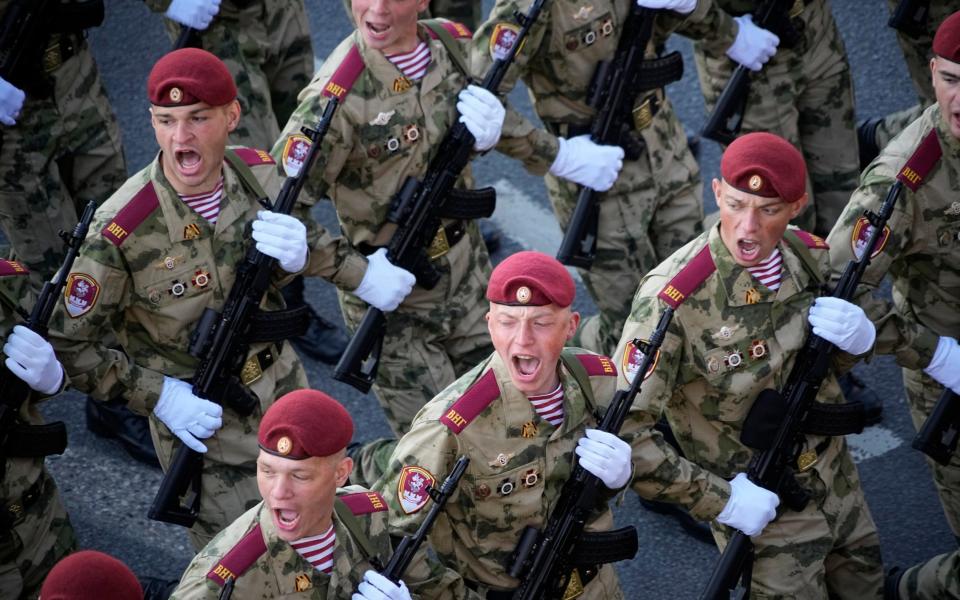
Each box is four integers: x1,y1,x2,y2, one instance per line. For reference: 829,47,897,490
152,107,212,119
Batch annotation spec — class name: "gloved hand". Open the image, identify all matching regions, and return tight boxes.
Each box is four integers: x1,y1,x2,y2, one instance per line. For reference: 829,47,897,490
925,336,960,395
352,571,412,600
164,0,221,30
0,77,25,127
716,473,779,537
807,297,876,355
153,376,223,453
634,0,696,13
252,211,308,273
725,14,779,71
354,248,416,312
548,135,624,192
575,428,633,489
3,325,63,395
457,85,505,152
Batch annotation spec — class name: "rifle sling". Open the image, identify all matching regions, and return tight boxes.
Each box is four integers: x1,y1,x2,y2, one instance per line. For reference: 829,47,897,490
223,150,270,201
420,19,471,78
1,420,67,458
634,51,683,92
801,401,865,436
333,498,381,562
438,187,496,220
242,305,311,344
567,526,639,567
559,349,599,413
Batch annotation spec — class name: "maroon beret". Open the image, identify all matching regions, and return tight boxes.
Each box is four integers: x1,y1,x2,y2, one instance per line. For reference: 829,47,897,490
487,251,575,308
41,551,142,600
934,11,960,62
258,389,353,460
147,48,237,107
721,132,807,203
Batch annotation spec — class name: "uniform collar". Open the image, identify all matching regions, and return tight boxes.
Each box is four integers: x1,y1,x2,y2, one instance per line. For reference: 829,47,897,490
257,502,340,595
707,223,804,308
352,24,452,98
933,105,960,158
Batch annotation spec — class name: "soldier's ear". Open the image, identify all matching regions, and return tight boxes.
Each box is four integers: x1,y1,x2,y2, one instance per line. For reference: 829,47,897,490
225,100,242,132
336,456,354,486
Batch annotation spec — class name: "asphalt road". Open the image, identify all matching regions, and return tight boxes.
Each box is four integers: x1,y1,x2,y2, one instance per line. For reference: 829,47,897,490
33,0,958,597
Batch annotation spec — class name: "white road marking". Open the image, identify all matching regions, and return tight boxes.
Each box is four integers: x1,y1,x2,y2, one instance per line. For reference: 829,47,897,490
846,426,904,463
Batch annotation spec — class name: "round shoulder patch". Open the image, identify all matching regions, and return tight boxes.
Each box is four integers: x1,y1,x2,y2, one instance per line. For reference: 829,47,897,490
397,465,436,514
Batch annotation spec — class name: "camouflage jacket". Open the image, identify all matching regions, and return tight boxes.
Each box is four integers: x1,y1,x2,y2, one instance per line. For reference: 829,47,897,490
171,488,470,599
614,224,862,521
378,349,637,593
826,104,959,371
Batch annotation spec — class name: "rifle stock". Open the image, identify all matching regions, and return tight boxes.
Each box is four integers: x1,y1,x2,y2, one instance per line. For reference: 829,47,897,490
148,101,339,527
913,388,960,466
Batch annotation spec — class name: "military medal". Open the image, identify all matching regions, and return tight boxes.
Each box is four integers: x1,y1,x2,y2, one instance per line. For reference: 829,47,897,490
945,201,960,216
368,110,395,127
745,288,761,305
393,76,413,93
498,479,515,496
522,469,539,487
386,137,401,153
159,255,182,270
169,280,187,297
192,269,210,288
184,223,201,240
521,421,538,438
294,574,312,592
403,124,420,143
749,339,768,360
724,349,744,369
572,5,593,20
475,483,491,499
797,449,818,472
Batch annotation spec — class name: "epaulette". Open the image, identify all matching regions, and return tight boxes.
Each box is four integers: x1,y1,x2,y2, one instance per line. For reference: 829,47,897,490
323,45,365,100
575,353,617,377
339,491,388,515
231,147,276,166
0,260,28,277
790,229,830,250
206,524,267,587
424,19,473,40
897,129,942,192
658,245,716,309
440,369,499,434
102,182,160,246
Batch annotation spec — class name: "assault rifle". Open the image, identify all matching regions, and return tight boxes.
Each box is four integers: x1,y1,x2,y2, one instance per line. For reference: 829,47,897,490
333,0,546,393
700,0,803,145
0,200,96,478
148,100,339,527
699,182,903,600
376,456,469,584
913,388,960,466
556,6,683,269
888,0,930,39
508,314,672,599
174,26,202,50
0,0,55,80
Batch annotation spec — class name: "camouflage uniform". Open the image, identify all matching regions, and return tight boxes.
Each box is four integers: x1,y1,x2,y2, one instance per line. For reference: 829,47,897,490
0,0,127,295
470,3,709,356
897,550,960,599
47,150,328,550
827,104,960,543
146,0,314,149
275,23,495,435
378,349,639,598
170,488,470,599
0,267,75,600
682,0,858,236
616,224,883,598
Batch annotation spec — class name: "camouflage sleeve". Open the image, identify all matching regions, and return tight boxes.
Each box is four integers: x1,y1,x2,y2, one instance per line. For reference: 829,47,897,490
47,234,166,414
142,0,172,12
168,557,221,600
398,531,479,600
670,0,738,56
825,165,941,371
614,279,731,521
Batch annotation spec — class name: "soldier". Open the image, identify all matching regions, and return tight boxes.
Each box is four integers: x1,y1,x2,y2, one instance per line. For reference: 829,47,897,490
888,551,960,599
827,11,960,597
171,389,471,599
469,0,778,357
40,550,143,600
378,251,637,598
616,132,884,597
273,2,513,436
0,261,75,600
47,48,339,550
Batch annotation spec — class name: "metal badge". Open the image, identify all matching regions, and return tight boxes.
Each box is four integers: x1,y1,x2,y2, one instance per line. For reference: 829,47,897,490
169,87,183,103
797,449,818,472
148,290,162,305
369,110,395,126
159,255,182,270
403,124,420,143
240,354,263,386
294,574,312,592
277,436,292,455
475,483,491,499
386,137,401,153
632,96,654,130
498,479,515,496
600,18,613,36
170,281,186,297
393,76,413,93
426,226,450,260
516,286,531,304
582,30,597,46
489,452,511,468
572,5,593,20
945,201,960,216
748,174,763,191
521,421,538,438
749,339,768,360
745,288,761,305
522,469,539,487
718,326,733,340
192,270,210,288
184,223,201,240
724,349,743,369
707,356,721,373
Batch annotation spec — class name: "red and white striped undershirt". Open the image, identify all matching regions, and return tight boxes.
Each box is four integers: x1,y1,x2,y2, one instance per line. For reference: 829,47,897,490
178,176,223,224
528,382,564,427
385,41,431,81
746,247,783,291
291,524,335,574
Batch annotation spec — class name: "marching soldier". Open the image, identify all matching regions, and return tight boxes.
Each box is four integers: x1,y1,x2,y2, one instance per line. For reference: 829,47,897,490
617,132,884,597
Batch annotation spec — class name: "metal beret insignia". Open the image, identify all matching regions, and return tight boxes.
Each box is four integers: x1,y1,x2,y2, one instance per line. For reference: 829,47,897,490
276,436,292,455
516,286,531,304
169,87,182,103
748,174,763,191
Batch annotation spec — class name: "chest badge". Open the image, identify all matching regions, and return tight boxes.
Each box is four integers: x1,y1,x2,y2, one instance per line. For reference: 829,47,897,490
724,349,744,369
713,325,736,342
521,421,538,438
403,124,420,143
184,223,201,240
745,288,761,305
192,269,210,288
572,5,594,21
368,110,395,127
749,339,768,360
393,76,413,93
294,573,312,591
159,255,182,270
498,478,515,496
945,201,960,217
489,452,513,468
169,280,187,297
522,468,539,488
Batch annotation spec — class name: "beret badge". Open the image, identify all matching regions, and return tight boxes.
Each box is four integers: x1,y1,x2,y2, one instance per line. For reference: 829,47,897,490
516,286,531,304
169,87,182,103
748,174,763,191
276,436,292,456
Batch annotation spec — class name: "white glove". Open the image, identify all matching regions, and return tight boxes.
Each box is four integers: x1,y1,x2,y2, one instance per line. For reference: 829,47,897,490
457,85,505,152
925,336,960,395
252,211,308,273
352,571,412,600
716,473,779,537
0,77,25,127
164,0,221,30
548,135,624,192
3,325,63,395
634,0,696,14
354,248,416,312
725,14,779,71
807,297,876,355
153,377,223,453
575,428,633,489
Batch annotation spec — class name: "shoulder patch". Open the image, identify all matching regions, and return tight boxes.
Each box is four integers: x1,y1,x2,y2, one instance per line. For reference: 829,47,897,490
898,129,942,192
339,491,387,515
575,353,617,377
440,369,500,434
324,44,365,100
206,524,267,587
658,245,716,309
424,19,473,39
397,465,436,514
232,147,276,166
790,229,830,250
0,260,28,277
101,182,160,246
